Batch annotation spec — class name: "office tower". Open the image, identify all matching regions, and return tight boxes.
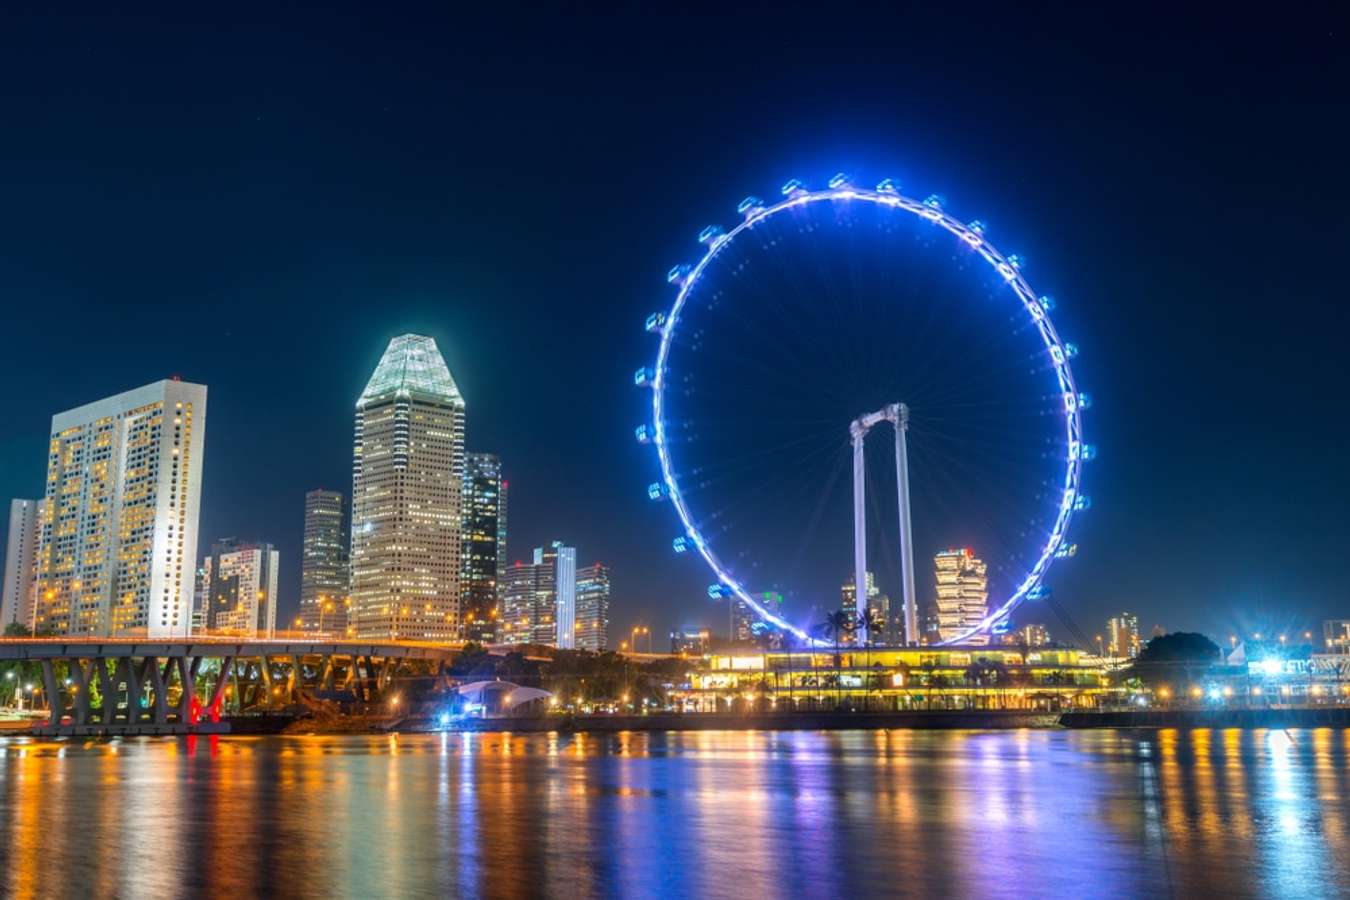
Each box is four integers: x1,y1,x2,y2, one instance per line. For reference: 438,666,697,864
33,379,207,638
1106,612,1141,658
299,489,349,637
1324,621,1350,654
539,542,577,649
934,548,989,645
2,500,40,629
461,453,507,643
502,560,552,645
1002,623,1050,647
351,335,465,641
670,628,711,655
842,572,891,644
192,562,211,633
205,539,279,637
574,562,610,651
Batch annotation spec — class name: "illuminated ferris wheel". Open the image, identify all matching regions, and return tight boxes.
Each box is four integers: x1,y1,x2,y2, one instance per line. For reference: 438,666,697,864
636,174,1093,647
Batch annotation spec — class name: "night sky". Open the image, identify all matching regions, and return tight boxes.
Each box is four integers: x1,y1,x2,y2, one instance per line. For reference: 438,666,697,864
1,8,1346,645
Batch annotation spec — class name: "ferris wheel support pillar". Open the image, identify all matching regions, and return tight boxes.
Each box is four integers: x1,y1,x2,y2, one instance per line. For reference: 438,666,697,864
851,421,869,645
893,404,919,646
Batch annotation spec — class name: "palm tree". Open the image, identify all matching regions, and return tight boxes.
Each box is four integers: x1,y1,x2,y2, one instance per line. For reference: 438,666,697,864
819,610,855,708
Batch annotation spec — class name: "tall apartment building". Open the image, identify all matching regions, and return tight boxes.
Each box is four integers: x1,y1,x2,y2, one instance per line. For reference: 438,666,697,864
205,539,279,637
501,541,575,647
2,500,40,629
33,379,207,637
299,489,349,637
1002,623,1050,647
1106,612,1141,658
351,335,465,641
461,453,507,643
934,547,989,646
574,562,610,651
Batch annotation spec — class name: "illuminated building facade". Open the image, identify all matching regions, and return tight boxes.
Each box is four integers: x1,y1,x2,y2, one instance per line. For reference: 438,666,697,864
205,539,279,637
1002,623,1050,647
542,543,577,648
299,489,349,637
671,627,711,655
1107,612,1141,658
502,559,552,645
680,646,1112,712
461,453,507,643
351,335,465,641
934,548,988,645
842,571,892,644
1322,620,1350,655
33,379,207,638
2,499,39,629
574,562,610,651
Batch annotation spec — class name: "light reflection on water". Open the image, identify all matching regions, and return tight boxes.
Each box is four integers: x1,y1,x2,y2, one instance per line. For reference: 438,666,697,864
0,728,1348,898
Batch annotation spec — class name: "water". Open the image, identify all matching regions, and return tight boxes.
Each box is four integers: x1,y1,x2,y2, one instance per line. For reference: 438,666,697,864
1,728,1347,898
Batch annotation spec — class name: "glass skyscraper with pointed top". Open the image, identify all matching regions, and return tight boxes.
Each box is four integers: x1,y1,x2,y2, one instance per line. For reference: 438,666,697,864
351,334,465,642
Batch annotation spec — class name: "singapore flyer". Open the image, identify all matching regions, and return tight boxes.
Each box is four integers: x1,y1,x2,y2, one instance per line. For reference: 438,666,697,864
637,174,1093,647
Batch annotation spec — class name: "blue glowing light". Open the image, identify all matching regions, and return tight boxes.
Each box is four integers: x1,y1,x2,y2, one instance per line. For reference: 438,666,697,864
737,196,763,215
1054,543,1078,558
438,711,451,728
634,366,654,386
673,536,690,553
647,482,667,501
1038,295,1056,311
643,179,1088,647
827,172,850,189
1257,658,1284,677
1207,687,1223,702
646,311,667,332
667,264,690,285
1074,495,1092,510
698,225,724,245
1007,254,1024,269
991,617,1011,634
634,424,651,444
1077,392,1093,409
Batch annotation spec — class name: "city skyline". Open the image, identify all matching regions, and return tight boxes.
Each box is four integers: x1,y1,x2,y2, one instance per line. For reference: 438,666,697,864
0,9,1346,645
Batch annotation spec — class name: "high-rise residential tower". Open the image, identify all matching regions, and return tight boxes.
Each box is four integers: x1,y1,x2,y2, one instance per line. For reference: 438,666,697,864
574,562,610,651
1106,612,1141,658
2,499,40,630
204,538,279,637
33,379,207,637
544,542,578,649
350,335,465,642
461,453,507,643
933,548,989,646
299,489,349,637
842,571,892,644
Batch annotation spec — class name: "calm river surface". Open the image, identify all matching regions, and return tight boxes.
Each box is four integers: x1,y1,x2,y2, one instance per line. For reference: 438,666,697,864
1,727,1348,898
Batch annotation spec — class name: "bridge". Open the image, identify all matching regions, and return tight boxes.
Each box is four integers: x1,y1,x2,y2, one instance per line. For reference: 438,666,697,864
0,638,464,736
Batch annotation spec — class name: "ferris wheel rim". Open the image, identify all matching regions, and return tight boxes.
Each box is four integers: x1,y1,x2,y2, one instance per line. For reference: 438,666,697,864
648,182,1086,647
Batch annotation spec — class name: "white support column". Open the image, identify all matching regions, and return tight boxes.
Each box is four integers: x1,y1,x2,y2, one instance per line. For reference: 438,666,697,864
851,422,869,645
893,403,919,646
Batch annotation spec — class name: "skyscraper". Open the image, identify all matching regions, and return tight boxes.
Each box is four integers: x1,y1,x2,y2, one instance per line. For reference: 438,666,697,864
351,335,465,642
299,489,349,637
1107,612,1141,658
934,548,989,645
33,379,207,638
461,453,507,643
2,499,40,630
574,562,610,651
842,571,892,644
544,542,577,649
205,539,280,637
500,542,575,648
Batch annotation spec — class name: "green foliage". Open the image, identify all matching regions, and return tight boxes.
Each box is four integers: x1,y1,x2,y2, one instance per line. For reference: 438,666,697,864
1127,631,1222,688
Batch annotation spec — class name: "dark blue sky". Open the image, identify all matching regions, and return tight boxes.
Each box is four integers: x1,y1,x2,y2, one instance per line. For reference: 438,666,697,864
1,7,1346,644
